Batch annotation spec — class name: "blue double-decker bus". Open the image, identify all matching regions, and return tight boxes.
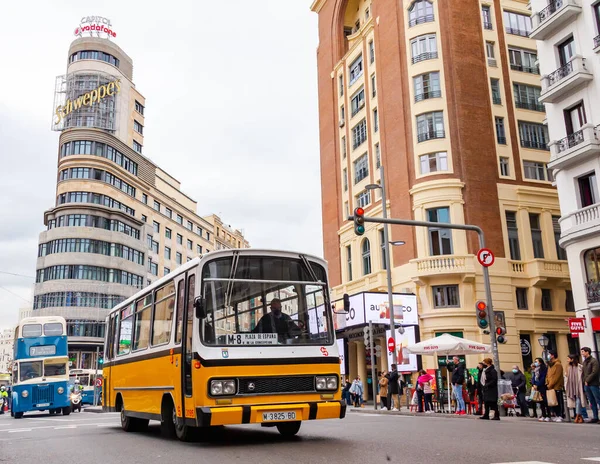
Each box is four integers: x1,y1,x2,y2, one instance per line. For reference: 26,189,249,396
11,316,71,418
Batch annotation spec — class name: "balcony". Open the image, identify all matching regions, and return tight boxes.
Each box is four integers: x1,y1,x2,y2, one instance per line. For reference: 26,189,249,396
539,56,593,103
548,124,600,170
415,90,442,103
417,129,445,143
586,281,600,304
509,259,570,285
510,64,540,75
560,203,600,246
515,100,545,112
410,255,476,284
412,52,438,65
530,0,582,40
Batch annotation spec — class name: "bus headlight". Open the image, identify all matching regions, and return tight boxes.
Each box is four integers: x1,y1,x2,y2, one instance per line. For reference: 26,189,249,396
316,376,338,391
21,390,29,398
210,380,236,396
222,380,236,395
57,387,64,394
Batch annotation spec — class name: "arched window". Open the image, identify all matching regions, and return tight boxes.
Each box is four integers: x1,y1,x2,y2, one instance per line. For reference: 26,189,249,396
585,248,600,282
409,0,434,27
362,238,372,275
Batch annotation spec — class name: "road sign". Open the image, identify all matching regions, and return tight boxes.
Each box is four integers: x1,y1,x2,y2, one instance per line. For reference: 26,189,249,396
388,337,395,353
477,248,495,267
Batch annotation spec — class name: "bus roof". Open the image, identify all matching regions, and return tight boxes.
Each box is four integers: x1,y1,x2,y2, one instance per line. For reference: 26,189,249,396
19,316,67,327
107,249,328,317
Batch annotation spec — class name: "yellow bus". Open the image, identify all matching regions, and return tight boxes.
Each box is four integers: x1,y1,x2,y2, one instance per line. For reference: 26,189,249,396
103,249,345,440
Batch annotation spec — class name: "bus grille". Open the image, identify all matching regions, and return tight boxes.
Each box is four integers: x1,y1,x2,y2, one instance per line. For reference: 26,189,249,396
32,385,54,405
238,376,315,395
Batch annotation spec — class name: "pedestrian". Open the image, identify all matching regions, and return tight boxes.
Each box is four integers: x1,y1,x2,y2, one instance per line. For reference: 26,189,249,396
475,362,485,415
581,347,600,423
349,376,364,407
528,363,538,418
379,372,389,410
565,354,588,423
479,357,500,420
0,386,7,415
506,365,529,418
417,369,434,413
546,350,565,422
450,356,466,415
532,357,551,422
341,377,352,406
386,364,400,411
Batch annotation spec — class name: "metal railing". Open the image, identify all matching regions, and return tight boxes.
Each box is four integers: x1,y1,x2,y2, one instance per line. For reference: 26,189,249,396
414,90,442,102
546,60,574,86
417,129,445,142
595,35,600,49
510,63,540,75
497,136,507,145
492,95,502,105
515,100,545,112
538,0,564,24
483,21,493,30
354,169,369,184
556,129,584,154
412,51,438,64
409,14,435,27
505,26,530,37
586,280,600,304
488,58,497,67
521,139,549,150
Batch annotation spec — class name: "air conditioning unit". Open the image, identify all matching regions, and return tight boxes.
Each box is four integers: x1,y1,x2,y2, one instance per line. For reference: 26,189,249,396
339,119,345,128
359,100,365,108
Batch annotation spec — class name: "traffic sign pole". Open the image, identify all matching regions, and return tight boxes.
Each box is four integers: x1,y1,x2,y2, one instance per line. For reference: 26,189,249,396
369,322,378,411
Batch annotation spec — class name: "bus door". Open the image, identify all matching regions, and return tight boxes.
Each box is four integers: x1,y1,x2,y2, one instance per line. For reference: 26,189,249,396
104,313,116,408
175,272,195,421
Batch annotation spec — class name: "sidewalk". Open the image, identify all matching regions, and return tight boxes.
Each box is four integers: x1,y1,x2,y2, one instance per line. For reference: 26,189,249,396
84,406,104,413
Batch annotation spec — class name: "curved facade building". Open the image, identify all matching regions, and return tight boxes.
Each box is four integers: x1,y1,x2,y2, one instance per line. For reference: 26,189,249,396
34,37,248,369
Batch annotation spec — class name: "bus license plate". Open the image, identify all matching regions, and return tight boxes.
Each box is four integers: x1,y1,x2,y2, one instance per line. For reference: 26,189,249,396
262,411,296,422
36,403,50,407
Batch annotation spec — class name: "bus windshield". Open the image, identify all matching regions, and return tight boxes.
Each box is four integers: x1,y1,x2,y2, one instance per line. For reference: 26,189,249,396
201,255,333,346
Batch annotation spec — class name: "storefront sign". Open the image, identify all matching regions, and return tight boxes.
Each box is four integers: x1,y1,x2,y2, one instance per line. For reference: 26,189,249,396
569,318,586,334
520,338,531,356
592,317,600,332
75,16,117,38
54,78,121,125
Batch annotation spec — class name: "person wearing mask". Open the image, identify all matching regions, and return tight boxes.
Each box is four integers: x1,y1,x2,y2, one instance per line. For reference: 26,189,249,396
450,356,466,415
506,365,528,418
417,369,434,413
532,357,550,422
386,364,400,411
379,372,389,410
546,350,565,422
479,357,500,420
581,347,600,423
475,362,485,415
349,377,364,408
565,354,588,423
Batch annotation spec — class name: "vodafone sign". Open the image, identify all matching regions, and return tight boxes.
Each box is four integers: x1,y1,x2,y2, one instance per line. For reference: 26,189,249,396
75,16,116,39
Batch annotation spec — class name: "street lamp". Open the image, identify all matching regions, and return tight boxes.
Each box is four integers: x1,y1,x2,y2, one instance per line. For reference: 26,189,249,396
537,335,549,361
365,165,402,364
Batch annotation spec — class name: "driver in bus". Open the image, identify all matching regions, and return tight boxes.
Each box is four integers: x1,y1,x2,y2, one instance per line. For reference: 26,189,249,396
253,298,304,340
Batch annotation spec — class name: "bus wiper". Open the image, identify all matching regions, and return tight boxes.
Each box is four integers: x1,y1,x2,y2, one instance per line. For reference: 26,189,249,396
300,255,321,283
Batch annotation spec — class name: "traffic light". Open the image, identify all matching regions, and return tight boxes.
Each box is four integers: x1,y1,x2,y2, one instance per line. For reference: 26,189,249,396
475,300,489,330
363,326,371,346
496,327,507,344
354,207,365,236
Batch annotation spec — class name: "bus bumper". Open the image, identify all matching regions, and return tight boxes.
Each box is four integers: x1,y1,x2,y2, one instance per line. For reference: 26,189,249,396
195,400,346,427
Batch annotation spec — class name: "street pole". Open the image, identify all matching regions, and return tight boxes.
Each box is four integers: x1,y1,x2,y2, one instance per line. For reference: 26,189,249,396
93,346,99,407
379,165,397,365
369,322,378,411
350,214,501,371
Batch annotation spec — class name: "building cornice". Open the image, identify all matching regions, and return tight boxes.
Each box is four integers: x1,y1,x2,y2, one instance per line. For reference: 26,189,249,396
310,0,326,13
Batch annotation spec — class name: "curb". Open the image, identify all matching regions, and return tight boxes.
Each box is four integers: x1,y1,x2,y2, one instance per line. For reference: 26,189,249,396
84,407,104,413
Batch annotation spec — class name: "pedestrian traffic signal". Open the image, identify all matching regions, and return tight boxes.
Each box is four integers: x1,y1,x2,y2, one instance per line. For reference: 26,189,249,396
364,327,371,345
496,327,507,344
475,300,489,329
354,207,365,236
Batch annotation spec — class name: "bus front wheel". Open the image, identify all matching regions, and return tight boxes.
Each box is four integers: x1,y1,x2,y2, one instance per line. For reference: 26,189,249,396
13,412,23,419
276,421,301,437
62,407,71,416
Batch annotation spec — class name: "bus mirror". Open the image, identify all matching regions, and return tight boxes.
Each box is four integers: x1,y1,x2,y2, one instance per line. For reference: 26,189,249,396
333,294,350,314
194,297,206,319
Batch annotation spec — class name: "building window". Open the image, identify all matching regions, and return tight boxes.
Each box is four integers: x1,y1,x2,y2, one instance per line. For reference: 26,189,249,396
177,234,183,245
375,143,381,169
141,215,147,223
164,267,171,276
365,6,370,21
150,261,158,276
505,211,521,260
165,246,171,260
134,120,144,135
165,228,172,239
486,41,496,66
373,108,379,132
196,226,203,237
341,136,347,159
482,5,493,29
369,40,375,64
187,220,193,231
409,0,434,27
516,288,528,310
371,74,376,98
340,105,345,123
411,34,438,64
153,200,160,212
414,72,441,102
352,119,368,149
176,252,182,265
133,140,143,153
350,87,365,116
495,117,506,144
343,167,348,192
379,229,387,270
349,54,364,85
197,245,202,254
150,239,159,254
187,239,193,250
165,207,172,219
339,74,344,97
519,122,549,150
513,84,544,112
153,221,160,233
362,238,372,275
500,157,510,177
416,111,445,142
135,100,145,115
420,152,448,174
578,173,598,208
541,289,552,311
427,207,452,255
346,245,352,281
558,36,576,67
354,153,369,184
503,11,532,37
356,190,371,208
529,213,544,259
207,232,210,241
553,216,567,260
566,290,575,312
491,79,502,104
142,193,148,204
433,285,460,308
523,161,550,181
508,48,539,74
176,215,183,225
565,102,587,136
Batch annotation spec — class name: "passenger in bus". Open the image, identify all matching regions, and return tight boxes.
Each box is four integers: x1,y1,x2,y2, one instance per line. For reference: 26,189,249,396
252,298,303,340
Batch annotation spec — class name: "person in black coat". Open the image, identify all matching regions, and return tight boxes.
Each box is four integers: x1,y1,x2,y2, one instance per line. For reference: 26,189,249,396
386,364,400,411
475,362,485,415
480,357,500,420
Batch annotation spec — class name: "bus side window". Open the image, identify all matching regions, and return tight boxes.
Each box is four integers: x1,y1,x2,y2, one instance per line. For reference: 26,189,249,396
175,280,185,344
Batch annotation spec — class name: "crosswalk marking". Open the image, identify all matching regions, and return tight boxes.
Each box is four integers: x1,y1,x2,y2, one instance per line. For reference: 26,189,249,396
53,425,77,429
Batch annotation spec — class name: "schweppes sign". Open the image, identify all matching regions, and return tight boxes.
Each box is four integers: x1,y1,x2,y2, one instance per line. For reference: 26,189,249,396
54,78,121,125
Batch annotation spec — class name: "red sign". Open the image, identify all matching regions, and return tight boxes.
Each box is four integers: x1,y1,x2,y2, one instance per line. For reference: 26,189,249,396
95,378,103,387
592,317,600,332
477,248,495,267
569,318,586,334
388,337,396,353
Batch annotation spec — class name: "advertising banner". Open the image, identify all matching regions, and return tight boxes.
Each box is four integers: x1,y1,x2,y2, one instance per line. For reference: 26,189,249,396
337,338,346,376
334,292,418,331
386,326,417,372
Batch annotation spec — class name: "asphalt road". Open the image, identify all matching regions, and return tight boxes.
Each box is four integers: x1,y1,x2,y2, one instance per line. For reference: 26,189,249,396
1,408,600,464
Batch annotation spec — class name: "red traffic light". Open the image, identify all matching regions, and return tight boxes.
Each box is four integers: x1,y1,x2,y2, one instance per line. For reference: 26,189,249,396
476,301,487,311
478,310,487,319
355,207,365,216
496,327,506,336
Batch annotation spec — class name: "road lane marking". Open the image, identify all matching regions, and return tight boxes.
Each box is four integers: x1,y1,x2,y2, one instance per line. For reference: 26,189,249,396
582,459,600,462
54,425,77,429
8,429,32,433
491,462,555,464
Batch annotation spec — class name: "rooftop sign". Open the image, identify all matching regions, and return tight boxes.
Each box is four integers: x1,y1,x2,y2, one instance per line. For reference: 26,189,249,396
74,16,116,39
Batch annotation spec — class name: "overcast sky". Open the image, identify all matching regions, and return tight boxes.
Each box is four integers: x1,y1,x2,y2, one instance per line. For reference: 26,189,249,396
0,1,322,327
